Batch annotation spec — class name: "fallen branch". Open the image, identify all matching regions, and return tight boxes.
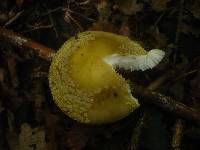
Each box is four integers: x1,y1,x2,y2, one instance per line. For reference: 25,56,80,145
0,27,55,61
172,119,184,150
131,84,200,125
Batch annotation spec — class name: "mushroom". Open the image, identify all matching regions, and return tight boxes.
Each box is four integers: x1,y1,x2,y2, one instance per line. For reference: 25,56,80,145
48,31,165,124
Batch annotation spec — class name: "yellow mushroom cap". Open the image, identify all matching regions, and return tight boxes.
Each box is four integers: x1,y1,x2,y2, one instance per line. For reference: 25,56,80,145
48,31,164,124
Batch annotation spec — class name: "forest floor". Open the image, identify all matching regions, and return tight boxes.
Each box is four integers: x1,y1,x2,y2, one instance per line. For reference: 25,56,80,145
0,0,200,150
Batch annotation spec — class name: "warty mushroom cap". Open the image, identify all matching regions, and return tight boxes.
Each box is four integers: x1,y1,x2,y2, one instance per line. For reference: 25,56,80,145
48,31,165,124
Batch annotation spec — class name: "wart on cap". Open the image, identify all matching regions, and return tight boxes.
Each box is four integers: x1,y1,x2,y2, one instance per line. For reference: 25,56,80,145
48,31,165,124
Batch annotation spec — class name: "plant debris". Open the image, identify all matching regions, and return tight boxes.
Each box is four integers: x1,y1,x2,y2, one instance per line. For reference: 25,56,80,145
0,0,200,150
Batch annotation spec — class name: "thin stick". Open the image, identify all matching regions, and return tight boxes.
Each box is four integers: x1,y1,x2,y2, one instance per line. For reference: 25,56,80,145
172,119,184,150
4,11,23,26
0,27,55,61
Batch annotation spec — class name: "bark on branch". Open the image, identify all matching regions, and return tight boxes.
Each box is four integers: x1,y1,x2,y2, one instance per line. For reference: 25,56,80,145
131,84,200,125
0,27,55,61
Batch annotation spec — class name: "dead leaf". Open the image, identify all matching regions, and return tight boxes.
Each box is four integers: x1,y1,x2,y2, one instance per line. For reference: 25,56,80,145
19,123,47,150
151,0,170,12
90,0,116,32
95,0,111,20
116,0,143,15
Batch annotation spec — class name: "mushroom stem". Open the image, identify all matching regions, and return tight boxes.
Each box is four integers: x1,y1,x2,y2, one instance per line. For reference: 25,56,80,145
104,49,165,71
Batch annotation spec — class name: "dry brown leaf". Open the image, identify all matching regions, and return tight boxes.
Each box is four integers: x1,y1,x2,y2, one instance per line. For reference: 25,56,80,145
19,123,47,150
95,0,111,20
117,0,143,15
151,0,170,12
90,0,116,32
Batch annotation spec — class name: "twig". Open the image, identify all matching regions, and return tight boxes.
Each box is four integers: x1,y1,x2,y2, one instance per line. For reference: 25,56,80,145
64,11,84,31
79,0,91,5
0,27,55,61
153,11,166,31
131,84,200,125
175,0,184,45
4,11,23,27
48,11,59,38
173,68,200,81
21,25,53,33
172,119,184,150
